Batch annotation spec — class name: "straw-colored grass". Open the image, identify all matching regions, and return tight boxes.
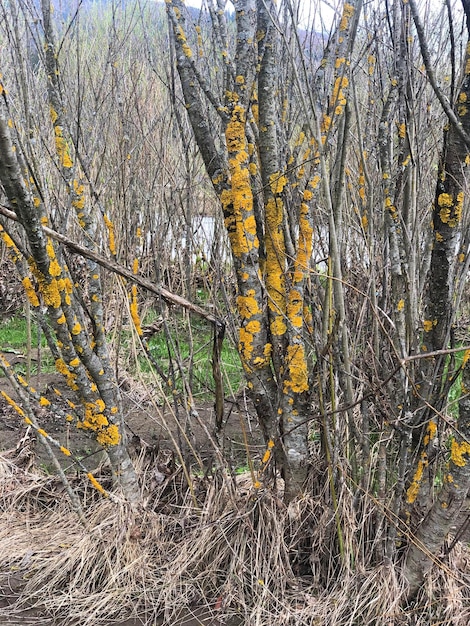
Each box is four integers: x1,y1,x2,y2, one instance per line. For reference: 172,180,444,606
0,448,469,626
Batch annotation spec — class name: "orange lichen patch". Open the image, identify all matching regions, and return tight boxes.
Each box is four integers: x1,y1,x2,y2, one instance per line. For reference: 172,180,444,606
0,227,19,253
1,391,26,418
262,447,272,464
462,349,470,368
283,344,309,393
252,342,272,369
331,76,349,117
265,194,287,336
22,276,40,307
287,289,303,328
237,291,261,319
397,299,405,312
339,3,354,30
223,105,259,259
406,455,427,504
60,446,72,456
423,319,437,332
436,191,463,227
239,320,261,363
82,403,108,431
130,284,143,335
249,162,257,176
55,358,69,376
41,278,61,308
87,472,108,496
73,179,84,196
46,240,62,278
269,172,288,195
321,114,331,134
450,438,470,467
103,214,116,255
55,358,79,391
49,106,58,125
54,125,72,168
39,396,51,407
96,424,121,447
309,175,321,190
295,131,305,147
71,322,81,335
293,203,313,283
71,195,85,211
425,420,437,443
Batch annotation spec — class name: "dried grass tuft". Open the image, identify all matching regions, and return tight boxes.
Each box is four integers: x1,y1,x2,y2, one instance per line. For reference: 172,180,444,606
1,451,469,625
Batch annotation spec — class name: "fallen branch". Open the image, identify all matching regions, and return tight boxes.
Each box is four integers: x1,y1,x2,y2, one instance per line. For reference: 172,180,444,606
0,204,220,326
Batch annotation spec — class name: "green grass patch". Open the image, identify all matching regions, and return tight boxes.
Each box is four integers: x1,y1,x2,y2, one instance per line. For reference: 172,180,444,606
0,311,245,399
0,315,46,350
0,314,54,375
144,315,243,399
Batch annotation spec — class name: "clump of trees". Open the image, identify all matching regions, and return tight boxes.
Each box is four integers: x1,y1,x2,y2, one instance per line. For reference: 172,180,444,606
1,0,470,622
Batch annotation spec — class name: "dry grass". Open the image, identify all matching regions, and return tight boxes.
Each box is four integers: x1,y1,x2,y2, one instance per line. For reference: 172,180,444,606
0,448,469,626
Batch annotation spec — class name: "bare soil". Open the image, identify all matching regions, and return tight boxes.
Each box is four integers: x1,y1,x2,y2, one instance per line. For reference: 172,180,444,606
0,369,263,473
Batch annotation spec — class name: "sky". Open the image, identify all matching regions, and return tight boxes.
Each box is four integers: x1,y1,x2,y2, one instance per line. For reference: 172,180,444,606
184,0,337,31
183,0,455,32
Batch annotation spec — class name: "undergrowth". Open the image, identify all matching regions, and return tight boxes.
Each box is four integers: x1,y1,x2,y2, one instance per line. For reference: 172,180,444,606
0,446,469,626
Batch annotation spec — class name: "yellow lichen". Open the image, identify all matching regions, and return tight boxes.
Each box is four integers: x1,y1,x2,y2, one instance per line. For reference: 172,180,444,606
130,284,143,335
22,277,39,307
450,438,470,467
262,448,271,464
1,391,26,418
423,319,436,332
239,320,261,363
406,456,427,504
237,292,260,319
54,126,73,168
223,105,259,259
269,172,288,195
284,344,309,393
87,472,108,496
287,289,303,328
103,214,116,255
96,424,121,447
339,3,354,30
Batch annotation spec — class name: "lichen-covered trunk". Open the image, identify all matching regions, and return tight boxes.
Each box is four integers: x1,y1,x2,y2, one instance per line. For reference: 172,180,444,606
404,34,470,596
167,0,313,500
